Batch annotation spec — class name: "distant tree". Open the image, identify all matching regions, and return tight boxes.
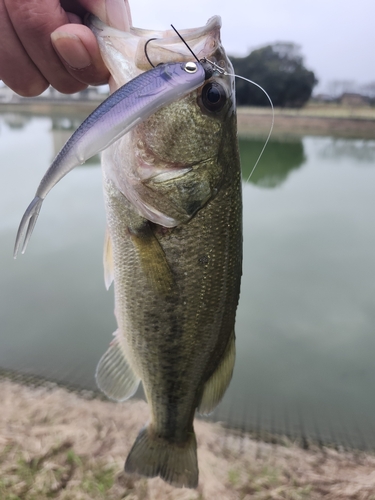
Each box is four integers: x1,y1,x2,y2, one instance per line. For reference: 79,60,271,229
230,42,318,108
360,81,375,105
326,79,357,99
323,80,375,105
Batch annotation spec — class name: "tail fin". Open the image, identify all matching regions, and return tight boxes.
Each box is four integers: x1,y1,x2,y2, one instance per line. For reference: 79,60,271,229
125,425,198,488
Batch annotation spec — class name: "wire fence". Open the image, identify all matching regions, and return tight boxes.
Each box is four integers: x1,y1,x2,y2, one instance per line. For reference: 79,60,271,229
2,366,375,454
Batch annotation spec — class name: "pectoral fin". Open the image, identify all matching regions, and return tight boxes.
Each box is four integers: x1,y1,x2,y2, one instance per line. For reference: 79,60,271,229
198,331,236,416
103,228,114,290
129,222,175,296
96,331,140,402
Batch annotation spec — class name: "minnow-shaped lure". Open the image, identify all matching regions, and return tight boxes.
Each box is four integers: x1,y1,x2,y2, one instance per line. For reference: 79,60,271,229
14,60,213,257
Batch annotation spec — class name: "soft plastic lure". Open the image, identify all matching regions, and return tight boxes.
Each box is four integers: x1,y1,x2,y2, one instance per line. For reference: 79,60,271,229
14,60,214,257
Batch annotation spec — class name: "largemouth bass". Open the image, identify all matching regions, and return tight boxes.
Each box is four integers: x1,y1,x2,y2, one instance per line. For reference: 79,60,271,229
89,6,242,488
14,1,242,489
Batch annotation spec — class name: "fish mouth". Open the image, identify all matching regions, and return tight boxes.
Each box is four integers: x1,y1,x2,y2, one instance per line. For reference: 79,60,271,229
131,16,223,70
88,14,226,88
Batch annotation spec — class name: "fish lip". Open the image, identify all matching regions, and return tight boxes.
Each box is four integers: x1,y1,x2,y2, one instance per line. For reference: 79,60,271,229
88,14,222,42
130,15,222,43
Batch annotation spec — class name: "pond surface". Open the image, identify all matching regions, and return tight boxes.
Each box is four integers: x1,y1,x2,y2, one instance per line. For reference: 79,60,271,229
1,113,375,449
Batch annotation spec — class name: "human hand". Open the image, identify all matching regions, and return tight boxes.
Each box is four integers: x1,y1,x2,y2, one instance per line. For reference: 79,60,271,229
0,0,130,96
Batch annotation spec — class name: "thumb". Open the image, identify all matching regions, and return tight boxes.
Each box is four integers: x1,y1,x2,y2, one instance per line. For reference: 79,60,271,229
51,23,110,87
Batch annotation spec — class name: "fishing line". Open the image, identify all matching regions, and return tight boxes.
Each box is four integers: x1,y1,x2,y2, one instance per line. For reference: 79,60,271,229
203,59,274,182
228,73,274,182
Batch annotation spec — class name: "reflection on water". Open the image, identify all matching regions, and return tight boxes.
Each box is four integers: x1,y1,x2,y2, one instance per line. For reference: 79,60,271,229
1,113,375,449
240,137,306,187
316,137,375,162
1,113,31,129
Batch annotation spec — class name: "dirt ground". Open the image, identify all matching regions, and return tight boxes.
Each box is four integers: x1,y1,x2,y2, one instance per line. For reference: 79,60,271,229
1,380,375,499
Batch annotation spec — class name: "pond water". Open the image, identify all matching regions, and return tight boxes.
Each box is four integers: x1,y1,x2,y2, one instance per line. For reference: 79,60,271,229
1,113,375,449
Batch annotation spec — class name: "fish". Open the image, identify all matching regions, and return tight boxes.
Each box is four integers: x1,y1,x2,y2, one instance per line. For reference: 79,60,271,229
88,5,242,489
14,1,242,490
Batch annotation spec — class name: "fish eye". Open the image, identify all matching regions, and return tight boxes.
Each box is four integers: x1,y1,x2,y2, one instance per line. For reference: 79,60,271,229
201,82,226,112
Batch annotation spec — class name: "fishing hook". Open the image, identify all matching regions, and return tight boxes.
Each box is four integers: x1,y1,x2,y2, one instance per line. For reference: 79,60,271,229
144,38,158,68
146,26,222,77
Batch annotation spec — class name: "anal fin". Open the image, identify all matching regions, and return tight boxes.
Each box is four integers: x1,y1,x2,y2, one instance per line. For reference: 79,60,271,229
198,330,236,416
96,331,140,402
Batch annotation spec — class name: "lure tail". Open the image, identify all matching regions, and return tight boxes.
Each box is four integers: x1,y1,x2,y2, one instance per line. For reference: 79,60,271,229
125,425,198,488
14,196,43,257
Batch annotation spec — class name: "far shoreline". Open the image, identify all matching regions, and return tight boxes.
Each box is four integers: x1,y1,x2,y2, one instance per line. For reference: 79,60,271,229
237,105,375,140
1,100,375,139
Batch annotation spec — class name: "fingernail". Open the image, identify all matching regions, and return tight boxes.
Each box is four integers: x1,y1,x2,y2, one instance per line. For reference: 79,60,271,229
106,0,132,30
51,31,91,70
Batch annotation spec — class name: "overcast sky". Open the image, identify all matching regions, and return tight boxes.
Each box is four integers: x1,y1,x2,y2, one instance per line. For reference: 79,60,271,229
128,0,374,93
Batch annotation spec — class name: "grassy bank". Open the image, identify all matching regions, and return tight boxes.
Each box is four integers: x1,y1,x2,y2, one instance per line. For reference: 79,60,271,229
1,101,375,139
1,379,375,500
237,104,375,139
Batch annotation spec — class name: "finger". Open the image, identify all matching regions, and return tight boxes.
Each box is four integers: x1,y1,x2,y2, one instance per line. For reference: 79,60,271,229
77,0,132,30
0,0,48,96
51,24,110,87
4,0,87,94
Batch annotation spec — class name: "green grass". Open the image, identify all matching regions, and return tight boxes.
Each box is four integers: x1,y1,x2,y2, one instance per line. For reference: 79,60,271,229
81,466,115,495
0,442,117,500
228,467,241,486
